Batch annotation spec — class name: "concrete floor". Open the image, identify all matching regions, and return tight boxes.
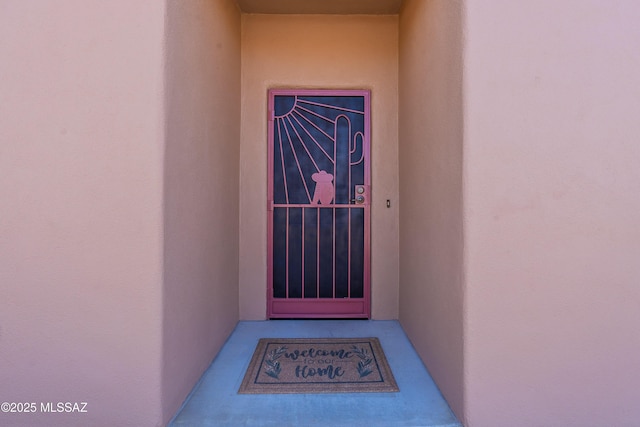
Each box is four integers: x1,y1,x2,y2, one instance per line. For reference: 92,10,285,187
169,320,461,427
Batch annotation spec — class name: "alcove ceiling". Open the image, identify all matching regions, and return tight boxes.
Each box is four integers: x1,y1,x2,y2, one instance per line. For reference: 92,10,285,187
236,0,403,15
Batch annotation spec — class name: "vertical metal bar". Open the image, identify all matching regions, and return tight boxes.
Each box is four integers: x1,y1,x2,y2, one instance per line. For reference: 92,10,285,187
317,208,320,299
348,207,352,298
301,208,305,299
363,92,371,317
332,125,337,299
348,134,352,299
285,207,289,299
333,206,336,299
267,94,275,317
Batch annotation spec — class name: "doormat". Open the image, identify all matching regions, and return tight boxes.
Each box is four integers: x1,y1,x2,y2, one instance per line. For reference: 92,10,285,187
238,338,399,394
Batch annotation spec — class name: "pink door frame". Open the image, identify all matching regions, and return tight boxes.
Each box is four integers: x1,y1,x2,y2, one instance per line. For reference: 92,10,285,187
267,89,371,318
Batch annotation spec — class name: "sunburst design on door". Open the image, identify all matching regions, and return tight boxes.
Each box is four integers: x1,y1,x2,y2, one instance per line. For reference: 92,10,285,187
272,95,366,206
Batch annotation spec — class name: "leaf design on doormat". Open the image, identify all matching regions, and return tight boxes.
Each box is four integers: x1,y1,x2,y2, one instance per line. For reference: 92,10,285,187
264,346,287,379
352,345,374,378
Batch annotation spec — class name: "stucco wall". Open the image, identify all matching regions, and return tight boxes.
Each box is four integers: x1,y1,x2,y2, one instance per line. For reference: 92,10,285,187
464,1,640,426
0,2,165,426
239,14,400,319
162,0,241,423
398,0,465,419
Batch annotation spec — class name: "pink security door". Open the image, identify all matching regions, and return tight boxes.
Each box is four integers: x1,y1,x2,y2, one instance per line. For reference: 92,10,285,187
267,89,371,318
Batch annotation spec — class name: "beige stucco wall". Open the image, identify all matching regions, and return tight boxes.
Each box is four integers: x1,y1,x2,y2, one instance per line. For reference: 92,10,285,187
0,2,166,426
162,0,241,423
398,0,465,419
464,1,640,426
239,14,400,319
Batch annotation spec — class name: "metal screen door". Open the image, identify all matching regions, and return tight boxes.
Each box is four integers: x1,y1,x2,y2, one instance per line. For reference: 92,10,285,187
267,89,371,318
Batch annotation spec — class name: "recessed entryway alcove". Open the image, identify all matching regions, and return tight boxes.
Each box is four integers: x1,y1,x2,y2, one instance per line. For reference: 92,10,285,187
234,0,465,419
163,0,464,423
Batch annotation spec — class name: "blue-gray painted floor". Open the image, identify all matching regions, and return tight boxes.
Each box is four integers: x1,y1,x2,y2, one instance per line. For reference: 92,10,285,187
169,320,462,427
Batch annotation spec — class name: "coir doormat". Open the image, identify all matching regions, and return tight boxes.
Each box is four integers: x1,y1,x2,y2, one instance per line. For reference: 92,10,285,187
238,338,399,394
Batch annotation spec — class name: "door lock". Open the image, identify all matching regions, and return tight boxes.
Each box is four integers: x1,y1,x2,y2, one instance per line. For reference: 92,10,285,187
350,185,367,204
